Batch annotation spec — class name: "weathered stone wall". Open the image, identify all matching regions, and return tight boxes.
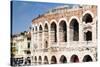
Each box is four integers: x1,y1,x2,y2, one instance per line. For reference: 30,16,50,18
31,5,97,65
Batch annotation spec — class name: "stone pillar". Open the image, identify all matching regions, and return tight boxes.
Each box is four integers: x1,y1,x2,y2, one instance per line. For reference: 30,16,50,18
92,20,96,43
37,27,39,50
67,23,70,47
57,23,59,46
48,24,51,48
79,22,84,47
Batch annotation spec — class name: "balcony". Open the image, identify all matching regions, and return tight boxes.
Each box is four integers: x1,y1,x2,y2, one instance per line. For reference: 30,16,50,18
33,41,96,53
24,49,31,55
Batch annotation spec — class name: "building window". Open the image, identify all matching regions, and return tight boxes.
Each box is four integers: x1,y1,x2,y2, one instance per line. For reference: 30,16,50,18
28,42,30,48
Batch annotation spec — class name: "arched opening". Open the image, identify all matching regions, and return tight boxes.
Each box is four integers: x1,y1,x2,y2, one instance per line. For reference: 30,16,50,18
35,26,37,31
44,41,48,48
44,56,49,64
34,56,37,64
70,19,79,41
39,25,43,33
84,31,92,41
44,23,48,32
83,55,93,62
44,23,49,44
51,56,57,64
70,55,79,63
60,55,67,63
51,22,57,42
59,20,67,42
82,13,93,23
38,56,42,64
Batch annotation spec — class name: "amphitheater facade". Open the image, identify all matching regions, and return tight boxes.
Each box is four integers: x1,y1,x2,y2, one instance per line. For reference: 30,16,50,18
31,5,97,65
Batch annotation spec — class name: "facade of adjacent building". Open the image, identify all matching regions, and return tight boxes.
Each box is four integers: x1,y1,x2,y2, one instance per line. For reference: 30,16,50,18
31,5,97,65
11,31,31,66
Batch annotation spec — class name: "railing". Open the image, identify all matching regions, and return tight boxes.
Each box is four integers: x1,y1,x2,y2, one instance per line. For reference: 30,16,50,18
33,41,96,52
43,48,48,52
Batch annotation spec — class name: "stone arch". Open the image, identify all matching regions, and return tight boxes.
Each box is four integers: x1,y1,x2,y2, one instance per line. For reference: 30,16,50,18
58,18,68,26
83,55,93,62
70,18,79,41
69,16,80,24
83,11,94,18
51,56,57,64
70,55,79,63
44,21,50,31
34,24,38,31
39,25,43,33
50,22,57,42
44,56,49,64
38,56,42,64
59,20,67,42
50,19,58,25
59,55,67,63
44,23,49,32
82,13,93,23
82,11,94,23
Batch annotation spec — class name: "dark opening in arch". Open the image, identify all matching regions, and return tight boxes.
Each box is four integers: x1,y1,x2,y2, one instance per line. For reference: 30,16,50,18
38,56,42,64
60,55,67,63
59,20,67,42
84,31,92,41
82,13,93,23
83,55,93,62
70,19,79,41
44,23,48,32
51,56,57,64
39,25,43,33
70,55,79,63
44,56,49,64
51,22,57,42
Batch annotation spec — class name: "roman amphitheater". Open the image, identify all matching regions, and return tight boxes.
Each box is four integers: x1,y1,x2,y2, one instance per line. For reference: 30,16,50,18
31,5,97,65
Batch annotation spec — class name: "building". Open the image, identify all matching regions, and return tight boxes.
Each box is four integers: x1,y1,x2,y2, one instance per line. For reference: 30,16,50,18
31,5,97,65
11,31,31,66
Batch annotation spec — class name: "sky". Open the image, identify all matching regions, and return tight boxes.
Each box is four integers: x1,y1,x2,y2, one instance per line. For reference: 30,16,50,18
11,1,76,34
